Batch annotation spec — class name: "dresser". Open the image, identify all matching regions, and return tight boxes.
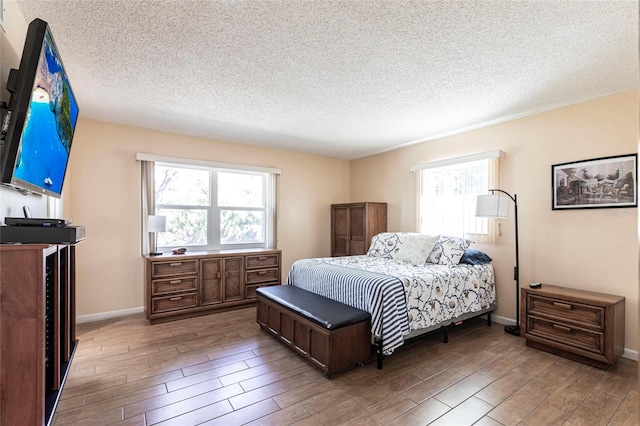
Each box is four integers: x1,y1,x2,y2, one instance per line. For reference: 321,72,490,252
145,249,281,323
521,284,625,369
331,202,387,256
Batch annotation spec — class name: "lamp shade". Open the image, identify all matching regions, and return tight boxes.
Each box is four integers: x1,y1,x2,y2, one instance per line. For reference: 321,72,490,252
147,215,167,233
475,194,510,218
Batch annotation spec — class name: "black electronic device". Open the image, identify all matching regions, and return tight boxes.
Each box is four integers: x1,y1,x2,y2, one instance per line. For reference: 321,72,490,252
4,217,72,227
529,282,542,289
0,18,79,198
0,225,84,244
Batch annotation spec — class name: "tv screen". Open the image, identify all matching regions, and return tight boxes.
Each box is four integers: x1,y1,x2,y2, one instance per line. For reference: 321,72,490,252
0,18,79,198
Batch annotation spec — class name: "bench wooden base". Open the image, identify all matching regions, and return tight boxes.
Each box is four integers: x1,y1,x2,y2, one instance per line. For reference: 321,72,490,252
256,293,371,377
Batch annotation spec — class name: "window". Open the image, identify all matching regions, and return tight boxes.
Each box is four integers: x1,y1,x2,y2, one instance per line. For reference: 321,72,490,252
413,150,503,241
138,153,279,253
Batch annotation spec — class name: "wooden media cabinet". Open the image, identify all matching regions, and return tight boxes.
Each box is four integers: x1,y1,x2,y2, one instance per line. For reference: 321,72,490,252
0,243,79,425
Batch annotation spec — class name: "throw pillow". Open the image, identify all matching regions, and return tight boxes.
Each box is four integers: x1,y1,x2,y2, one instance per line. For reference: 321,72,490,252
390,234,440,265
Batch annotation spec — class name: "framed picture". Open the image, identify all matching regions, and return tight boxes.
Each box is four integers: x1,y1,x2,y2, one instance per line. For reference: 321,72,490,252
552,154,637,210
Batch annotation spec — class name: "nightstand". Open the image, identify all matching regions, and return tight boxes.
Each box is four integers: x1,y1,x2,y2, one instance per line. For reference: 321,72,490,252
521,284,625,369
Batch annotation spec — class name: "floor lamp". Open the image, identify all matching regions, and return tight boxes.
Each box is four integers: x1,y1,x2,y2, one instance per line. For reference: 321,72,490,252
475,189,520,336
148,215,166,256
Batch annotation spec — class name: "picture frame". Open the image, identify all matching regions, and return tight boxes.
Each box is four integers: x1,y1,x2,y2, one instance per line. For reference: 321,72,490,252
552,154,637,210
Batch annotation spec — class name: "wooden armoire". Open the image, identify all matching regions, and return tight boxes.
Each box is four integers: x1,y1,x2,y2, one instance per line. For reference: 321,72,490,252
331,202,387,256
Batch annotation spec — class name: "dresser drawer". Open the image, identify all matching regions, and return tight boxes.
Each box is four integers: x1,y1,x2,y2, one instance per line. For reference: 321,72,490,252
246,268,279,285
526,294,605,330
152,276,197,296
246,254,279,269
152,260,198,278
526,316,604,355
246,283,277,299
152,292,198,313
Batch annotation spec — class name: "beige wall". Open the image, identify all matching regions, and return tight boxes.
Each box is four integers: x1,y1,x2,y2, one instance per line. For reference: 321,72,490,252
67,119,349,316
351,91,639,354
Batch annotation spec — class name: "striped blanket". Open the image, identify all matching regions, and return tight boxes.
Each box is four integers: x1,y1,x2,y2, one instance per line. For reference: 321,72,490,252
285,258,410,354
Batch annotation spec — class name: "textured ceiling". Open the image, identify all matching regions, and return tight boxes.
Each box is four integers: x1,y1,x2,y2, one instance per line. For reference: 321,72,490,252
13,0,639,160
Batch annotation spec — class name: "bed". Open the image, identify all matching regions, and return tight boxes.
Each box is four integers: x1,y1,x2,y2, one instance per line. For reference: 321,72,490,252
285,232,497,362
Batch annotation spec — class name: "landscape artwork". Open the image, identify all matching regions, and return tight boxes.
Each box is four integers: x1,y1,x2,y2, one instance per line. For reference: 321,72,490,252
552,154,637,210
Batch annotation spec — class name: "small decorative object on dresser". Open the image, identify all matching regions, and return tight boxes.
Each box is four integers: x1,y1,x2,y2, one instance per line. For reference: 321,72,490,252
522,284,625,369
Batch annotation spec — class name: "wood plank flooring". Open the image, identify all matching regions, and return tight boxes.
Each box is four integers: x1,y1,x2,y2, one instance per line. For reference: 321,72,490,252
53,307,638,425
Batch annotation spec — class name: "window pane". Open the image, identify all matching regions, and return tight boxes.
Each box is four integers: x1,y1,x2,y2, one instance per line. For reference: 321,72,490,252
218,172,264,207
157,208,207,247
220,210,264,244
420,159,489,237
156,166,209,206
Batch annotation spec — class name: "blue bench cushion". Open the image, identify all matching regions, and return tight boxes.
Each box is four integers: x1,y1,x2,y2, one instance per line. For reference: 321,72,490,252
256,285,371,330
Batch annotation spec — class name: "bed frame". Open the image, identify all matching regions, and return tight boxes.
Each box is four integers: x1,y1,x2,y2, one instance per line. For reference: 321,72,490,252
373,305,495,369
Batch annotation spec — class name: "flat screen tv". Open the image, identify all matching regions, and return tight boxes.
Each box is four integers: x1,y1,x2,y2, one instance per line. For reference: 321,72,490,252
0,18,79,198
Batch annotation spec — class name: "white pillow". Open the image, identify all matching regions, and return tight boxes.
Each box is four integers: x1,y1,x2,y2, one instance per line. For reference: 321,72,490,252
428,236,473,266
390,234,440,265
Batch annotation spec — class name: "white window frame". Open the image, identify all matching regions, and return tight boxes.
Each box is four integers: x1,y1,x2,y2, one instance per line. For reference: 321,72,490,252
138,153,280,253
413,150,503,242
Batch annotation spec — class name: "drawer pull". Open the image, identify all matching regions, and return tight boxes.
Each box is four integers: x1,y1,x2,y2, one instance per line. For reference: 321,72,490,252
258,256,268,260
169,296,182,301
552,324,572,333
169,263,182,267
169,280,181,284
257,271,268,275
553,302,572,310
217,272,221,279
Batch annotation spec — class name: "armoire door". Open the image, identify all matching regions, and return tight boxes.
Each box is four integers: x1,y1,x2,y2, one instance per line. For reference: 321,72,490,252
348,204,367,255
331,205,350,256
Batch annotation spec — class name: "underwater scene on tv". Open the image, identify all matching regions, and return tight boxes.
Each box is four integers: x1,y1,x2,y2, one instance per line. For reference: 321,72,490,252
13,29,79,195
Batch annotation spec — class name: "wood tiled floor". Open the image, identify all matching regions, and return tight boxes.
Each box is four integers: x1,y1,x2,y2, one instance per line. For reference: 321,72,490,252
53,307,638,425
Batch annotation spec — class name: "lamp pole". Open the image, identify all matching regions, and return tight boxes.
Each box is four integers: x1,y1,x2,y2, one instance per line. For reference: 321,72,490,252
488,189,520,336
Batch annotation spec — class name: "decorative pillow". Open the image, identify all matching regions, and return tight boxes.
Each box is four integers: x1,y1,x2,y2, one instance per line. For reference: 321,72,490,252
459,249,493,265
367,233,405,258
390,234,440,265
427,236,473,265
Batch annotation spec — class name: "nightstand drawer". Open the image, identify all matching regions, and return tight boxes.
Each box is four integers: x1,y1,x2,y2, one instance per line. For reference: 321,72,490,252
152,292,198,313
246,254,279,269
152,276,197,296
526,294,605,330
526,316,604,355
246,268,279,285
152,260,198,278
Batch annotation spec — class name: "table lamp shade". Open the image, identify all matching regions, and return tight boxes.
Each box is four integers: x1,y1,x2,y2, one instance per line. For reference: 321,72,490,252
475,194,510,219
148,215,167,233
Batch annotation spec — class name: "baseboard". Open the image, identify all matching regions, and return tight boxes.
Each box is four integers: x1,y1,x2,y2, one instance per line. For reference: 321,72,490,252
622,348,638,361
76,306,144,324
486,314,515,326
487,314,638,361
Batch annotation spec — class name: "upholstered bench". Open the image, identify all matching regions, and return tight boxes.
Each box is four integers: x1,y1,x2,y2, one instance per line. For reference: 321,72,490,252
256,285,371,377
